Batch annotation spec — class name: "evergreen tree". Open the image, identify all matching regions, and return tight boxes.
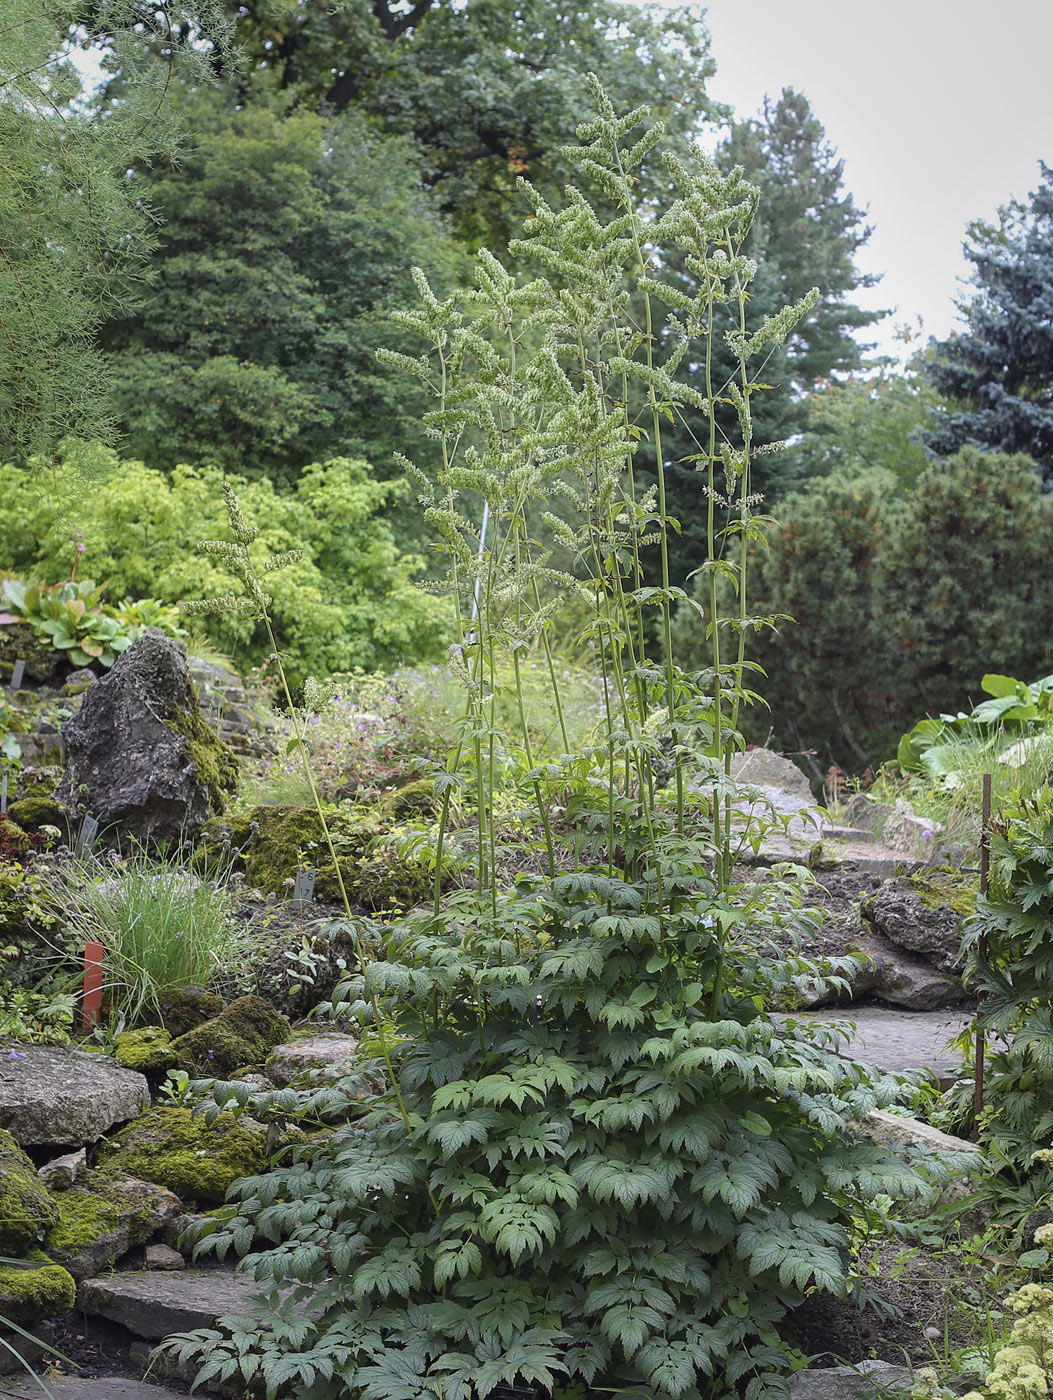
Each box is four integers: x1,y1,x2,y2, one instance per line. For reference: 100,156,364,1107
641,88,883,589
923,163,1053,481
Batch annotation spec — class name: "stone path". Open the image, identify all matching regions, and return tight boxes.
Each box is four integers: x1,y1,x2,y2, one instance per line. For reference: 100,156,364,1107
0,1381,187,1399
778,1005,974,1082
79,1270,263,1339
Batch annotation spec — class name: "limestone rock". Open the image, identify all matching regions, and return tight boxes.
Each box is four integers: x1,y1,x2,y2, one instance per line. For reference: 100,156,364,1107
881,799,943,862
849,930,968,1009
0,1128,59,1251
56,629,238,844
97,1104,273,1206
0,1045,149,1146
859,1108,980,1161
265,1032,360,1087
144,1242,186,1270
864,875,972,974
0,1378,190,1399
45,1170,181,1280
730,749,814,801
171,993,290,1076
38,1146,88,1190
78,1268,265,1338
789,1361,914,1398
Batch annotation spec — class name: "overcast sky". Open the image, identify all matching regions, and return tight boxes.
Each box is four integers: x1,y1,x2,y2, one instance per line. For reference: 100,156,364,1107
686,0,1053,360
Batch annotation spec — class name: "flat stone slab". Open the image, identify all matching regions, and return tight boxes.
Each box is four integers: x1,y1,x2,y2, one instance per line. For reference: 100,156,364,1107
0,1379,189,1398
778,1005,973,1080
265,1032,359,1087
79,1268,263,1338
789,1360,914,1397
0,1045,149,1147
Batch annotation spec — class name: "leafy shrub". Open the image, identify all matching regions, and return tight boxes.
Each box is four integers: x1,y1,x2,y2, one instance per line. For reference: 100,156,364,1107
0,450,450,686
175,865,931,1400
962,790,1053,1178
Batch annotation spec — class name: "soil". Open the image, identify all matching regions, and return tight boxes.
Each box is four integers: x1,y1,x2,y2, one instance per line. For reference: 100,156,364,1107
29,1314,198,1395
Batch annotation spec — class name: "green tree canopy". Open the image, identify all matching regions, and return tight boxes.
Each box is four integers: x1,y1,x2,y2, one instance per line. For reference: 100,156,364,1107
924,162,1053,480
219,0,722,249
777,353,945,493
100,80,466,488
0,0,233,464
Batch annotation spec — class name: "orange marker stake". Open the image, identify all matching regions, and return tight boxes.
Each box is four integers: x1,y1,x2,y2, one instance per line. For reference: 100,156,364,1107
83,941,104,1031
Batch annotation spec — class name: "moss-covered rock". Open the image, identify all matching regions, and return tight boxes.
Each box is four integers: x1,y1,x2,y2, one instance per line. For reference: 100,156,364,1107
113,1026,180,1076
0,816,30,860
379,778,440,822
170,994,289,1076
0,1128,59,1252
909,866,979,917
5,795,65,833
167,691,240,812
204,803,433,911
0,1250,75,1324
156,985,224,1038
45,1170,180,1280
96,1105,271,1205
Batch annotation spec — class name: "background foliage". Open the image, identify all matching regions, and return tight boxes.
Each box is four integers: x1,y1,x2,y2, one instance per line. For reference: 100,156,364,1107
0,450,449,684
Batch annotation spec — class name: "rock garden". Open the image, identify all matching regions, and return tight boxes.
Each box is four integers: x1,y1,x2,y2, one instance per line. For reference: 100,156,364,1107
4,89,1053,1400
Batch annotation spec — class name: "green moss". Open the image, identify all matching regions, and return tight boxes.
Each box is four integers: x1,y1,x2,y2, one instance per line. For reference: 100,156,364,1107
113,1025,179,1074
6,795,65,833
0,817,30,860
0,1129,59,1252
379,778,439,821
156,985,224,1037
97,1105,270,1205
0,1250,75,1324
45,1170,161,1260
909,867,978,917
166,688,240,813
170,993,290,1076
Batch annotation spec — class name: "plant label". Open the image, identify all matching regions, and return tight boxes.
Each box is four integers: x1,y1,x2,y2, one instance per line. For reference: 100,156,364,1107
0,773,6,816
293,866,316,907
76,814,99,855
9,659,25,690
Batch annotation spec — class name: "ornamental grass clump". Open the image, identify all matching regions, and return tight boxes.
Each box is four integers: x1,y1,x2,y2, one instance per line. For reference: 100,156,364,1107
167,81,944,1400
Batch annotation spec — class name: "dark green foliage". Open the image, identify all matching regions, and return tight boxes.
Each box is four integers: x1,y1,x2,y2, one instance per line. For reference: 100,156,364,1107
0,0,233,463
223,0,721,250
963,790,1053,1178
640,90,883,587
924,163,1053,482
719,449,1053,773
101,85,464,488
172,862,926,1400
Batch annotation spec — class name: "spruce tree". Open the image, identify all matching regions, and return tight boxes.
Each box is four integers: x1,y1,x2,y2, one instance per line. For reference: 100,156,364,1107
924,163,1053,481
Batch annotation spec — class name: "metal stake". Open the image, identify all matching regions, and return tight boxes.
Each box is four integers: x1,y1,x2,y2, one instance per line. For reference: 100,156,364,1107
973,772,992,1139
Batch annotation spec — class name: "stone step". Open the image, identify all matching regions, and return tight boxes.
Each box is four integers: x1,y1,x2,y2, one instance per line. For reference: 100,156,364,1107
777,1005,974,1084
0,1380,190,1399
78,1269,263,1340
819,825,869,841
